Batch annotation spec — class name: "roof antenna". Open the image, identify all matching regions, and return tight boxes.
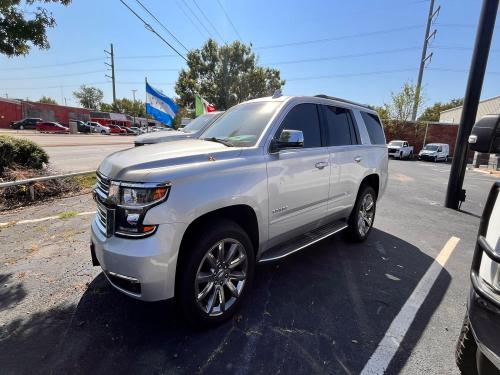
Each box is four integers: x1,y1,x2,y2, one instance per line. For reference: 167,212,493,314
272,89,282,98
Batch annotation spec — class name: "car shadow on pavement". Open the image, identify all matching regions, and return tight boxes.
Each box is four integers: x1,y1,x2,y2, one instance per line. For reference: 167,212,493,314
0,273,27,312
0,228,451,374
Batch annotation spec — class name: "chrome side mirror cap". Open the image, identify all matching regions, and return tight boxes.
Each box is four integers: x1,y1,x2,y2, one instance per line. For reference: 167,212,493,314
270,129,304,152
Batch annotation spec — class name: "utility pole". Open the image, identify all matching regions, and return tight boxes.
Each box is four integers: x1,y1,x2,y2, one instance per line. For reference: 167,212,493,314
105,43,116,103
445,0,499,209
411,0,440,121
132,89,137,127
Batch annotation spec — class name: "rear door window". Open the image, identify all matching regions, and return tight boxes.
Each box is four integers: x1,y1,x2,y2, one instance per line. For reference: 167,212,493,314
322,105,356,146
361,112,386,145
278,103,321,148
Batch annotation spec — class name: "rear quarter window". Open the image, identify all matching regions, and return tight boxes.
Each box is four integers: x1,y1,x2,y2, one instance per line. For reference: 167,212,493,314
361,112,386,145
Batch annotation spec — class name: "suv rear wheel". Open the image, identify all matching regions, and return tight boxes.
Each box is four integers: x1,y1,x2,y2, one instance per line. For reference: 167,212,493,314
347,185,376,242
178,218,255,326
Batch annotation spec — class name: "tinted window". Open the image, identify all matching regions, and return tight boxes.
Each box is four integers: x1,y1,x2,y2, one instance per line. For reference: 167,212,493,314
361,112,386,145
323,105,354,146
278,104,321,148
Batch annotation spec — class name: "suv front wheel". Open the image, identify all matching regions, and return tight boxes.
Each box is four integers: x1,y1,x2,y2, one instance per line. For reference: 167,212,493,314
178,219,255,326
347,185,377,242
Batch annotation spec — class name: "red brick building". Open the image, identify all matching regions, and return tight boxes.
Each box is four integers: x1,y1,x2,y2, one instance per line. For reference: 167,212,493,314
0,98,92,128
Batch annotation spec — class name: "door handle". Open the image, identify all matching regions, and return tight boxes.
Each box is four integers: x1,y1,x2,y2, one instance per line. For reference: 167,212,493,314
354,156,362,163
315,161,329,170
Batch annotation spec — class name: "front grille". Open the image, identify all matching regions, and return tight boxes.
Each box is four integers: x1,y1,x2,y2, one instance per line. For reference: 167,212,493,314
388,148,397,153
96,201,107,230
95,172,110,198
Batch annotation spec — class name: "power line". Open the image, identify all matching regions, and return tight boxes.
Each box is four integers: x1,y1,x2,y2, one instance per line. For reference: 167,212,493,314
134,0,189,52
1,57,103,71
0,70,104,81
265,47,420,65
431,45,500,53
116,54,179,59
216,0,242,41
117,68,180,71
254,25,425,49
2,81,109,90
286,69,416,82
180,0,214,39
119,0,187,62
192,0,226,43
174,0,206,39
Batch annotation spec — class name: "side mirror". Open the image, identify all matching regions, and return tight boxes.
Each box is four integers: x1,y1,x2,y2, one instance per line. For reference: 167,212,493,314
270,129,304,152
469,114,500,154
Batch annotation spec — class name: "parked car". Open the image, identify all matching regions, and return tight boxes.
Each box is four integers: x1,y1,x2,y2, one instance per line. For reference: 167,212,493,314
123,127,139,135
10,118,42,130
456,114,500,374
75,120,92,133
36,121,69,134
90,94,388,325
135,112,224,146
107,124,127,134
130,127,144,134
87,121,110,134
387,140,414,159
418,143,450,162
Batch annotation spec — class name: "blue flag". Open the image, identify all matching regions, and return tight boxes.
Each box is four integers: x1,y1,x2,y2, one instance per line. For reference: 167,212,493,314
145,82,178,126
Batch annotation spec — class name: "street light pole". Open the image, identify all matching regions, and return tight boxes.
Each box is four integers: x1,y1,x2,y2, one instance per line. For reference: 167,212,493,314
445,0,499,209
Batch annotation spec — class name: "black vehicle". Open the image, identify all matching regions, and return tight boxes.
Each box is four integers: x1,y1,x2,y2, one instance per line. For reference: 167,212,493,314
456,114,500,375
75,120,92,133
10,118,42,130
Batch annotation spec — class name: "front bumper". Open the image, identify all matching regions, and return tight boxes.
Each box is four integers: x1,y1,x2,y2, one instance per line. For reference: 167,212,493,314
90,217,186,301
418,154,436,161
468,285,500,370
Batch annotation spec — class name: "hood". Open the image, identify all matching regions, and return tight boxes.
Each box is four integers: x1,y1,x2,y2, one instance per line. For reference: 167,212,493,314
419,149,436,154
388,145,402,150
98,138,241,181
134,130,191,145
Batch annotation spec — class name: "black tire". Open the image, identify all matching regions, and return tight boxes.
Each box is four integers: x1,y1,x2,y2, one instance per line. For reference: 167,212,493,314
456,314,479,375
177,218,255,326
409,151,413,160
101,130,106,134
19,125,24,130
400,152,403,159
347,185,377,242
434,156,438,163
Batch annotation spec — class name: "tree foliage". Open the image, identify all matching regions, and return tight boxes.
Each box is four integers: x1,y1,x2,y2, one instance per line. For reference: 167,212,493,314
175,39,284,111
418,98,464,122
38,95,57,104
100,98,147,117
369,105,390,121
73,85,103,109
386,82,425,122
0,0,71,57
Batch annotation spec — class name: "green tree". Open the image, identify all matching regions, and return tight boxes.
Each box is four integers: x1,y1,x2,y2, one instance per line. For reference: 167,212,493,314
38,96,57,104
0,0,71,57
387,81,425,122
418,98,464,122
73,85,103,109
175,39,284,110
100,98,147,117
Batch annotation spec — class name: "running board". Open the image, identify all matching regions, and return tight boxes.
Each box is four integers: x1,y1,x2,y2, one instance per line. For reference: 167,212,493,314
259,220,348,263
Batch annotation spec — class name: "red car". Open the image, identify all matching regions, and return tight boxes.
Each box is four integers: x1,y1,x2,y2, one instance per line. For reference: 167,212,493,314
108,124,127,134
36,121,69,134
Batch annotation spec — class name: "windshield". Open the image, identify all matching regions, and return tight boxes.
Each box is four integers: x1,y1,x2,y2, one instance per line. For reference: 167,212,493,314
389,141,404,147
424,144,439,151
181,113,218,133
200,102,281,147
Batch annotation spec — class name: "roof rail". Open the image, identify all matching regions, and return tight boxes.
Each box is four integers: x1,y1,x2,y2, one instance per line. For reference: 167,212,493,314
314,94,372,110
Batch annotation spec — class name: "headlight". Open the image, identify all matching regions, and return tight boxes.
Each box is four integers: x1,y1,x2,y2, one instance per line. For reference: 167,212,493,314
108,182,169,207
107,182,170,238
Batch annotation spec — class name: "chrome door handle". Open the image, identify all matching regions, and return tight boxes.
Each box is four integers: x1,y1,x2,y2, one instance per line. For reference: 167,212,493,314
315,162,329,170
354,156,362,163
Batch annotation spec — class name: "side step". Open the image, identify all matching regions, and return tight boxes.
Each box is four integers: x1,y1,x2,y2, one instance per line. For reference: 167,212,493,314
259,220,348,263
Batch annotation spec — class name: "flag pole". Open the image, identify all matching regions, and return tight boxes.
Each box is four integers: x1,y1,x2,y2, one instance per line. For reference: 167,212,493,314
145,77,148,132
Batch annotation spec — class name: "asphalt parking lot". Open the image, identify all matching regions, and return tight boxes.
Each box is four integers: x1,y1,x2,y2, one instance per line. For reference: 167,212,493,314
0,160,498,374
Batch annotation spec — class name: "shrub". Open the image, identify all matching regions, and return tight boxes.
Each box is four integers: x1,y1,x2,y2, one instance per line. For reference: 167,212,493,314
0,136,49,172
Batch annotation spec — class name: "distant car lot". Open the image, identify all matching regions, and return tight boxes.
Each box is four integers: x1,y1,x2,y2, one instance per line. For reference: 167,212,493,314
0,161,497,374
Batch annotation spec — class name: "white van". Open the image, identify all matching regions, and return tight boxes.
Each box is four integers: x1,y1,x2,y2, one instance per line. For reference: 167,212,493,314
418,143,450,162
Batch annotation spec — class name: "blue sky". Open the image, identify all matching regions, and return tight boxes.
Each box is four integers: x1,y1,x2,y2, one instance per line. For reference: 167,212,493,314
1,0,499,112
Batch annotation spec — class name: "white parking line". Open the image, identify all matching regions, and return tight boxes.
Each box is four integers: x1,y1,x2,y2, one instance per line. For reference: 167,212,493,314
0,211,95,227
360,236,460,375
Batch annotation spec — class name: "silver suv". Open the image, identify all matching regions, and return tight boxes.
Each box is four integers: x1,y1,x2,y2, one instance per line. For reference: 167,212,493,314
90,94,388,325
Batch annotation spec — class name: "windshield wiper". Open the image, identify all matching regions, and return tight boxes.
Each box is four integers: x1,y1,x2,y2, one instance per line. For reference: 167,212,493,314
203,137,234,147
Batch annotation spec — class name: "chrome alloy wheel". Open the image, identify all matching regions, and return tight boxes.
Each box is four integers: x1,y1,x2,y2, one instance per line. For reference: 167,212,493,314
357,193,375,236
195,239,248,316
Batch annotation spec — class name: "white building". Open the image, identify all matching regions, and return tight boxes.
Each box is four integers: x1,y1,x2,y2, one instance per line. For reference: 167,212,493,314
439,95,500,124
